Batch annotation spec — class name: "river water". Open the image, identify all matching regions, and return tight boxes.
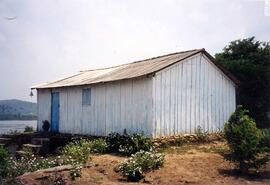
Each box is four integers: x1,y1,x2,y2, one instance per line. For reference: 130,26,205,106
0,120,37,134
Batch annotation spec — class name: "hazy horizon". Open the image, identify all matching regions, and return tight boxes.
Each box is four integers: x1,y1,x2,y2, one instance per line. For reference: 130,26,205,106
0,0,269,102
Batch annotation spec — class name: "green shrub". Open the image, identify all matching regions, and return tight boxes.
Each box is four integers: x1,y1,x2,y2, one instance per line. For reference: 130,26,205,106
224,106,270,173
0,146,9,177
118,151,164,181
61,138,91,164
195,126,208,142
24,126,34,133
106,132,154,156
89,139,107,154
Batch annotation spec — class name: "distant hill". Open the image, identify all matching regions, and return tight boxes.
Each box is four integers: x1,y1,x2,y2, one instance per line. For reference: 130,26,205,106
0,99,37,120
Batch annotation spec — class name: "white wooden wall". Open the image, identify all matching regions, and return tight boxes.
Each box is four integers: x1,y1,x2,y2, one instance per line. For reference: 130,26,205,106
37,53,236,137
152,53,236,137
37,77,153,136
37,89,51,131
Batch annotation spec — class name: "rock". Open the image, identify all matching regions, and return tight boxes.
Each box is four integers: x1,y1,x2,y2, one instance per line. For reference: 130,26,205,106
113,165,120,172
85,162,95,168
97,167,106,174
143,176,154,184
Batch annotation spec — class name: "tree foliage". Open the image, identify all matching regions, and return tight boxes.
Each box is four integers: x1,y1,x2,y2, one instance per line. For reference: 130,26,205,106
215,37,270,128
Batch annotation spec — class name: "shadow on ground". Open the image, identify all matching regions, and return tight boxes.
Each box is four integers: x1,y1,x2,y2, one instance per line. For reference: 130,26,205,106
218,168,270,181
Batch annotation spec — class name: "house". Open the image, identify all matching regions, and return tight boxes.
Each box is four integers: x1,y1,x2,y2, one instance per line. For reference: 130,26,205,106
32,48,239,137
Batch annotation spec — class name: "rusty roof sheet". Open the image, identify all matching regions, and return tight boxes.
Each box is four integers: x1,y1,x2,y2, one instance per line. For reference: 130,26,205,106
32,48,239,89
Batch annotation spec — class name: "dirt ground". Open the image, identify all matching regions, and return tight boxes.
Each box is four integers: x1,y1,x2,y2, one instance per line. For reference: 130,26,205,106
17,142,270,185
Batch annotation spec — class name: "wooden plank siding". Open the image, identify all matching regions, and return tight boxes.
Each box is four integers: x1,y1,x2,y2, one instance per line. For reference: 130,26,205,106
37,53,236,137
152,53,236,137
37,77,153,136
37,89,51,131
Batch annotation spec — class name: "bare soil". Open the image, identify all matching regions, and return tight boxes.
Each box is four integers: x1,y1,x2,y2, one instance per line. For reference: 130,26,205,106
17,142,270,185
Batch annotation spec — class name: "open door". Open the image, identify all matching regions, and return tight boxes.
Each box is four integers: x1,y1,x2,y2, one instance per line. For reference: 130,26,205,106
51,92,59,132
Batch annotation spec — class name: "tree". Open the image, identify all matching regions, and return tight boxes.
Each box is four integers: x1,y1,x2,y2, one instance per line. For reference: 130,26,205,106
215,37,270,128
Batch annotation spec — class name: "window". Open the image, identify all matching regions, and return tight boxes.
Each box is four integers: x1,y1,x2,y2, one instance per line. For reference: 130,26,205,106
82,88,91,106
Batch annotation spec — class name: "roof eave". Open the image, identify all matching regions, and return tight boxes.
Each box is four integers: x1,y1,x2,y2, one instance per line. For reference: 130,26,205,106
202,50,240,86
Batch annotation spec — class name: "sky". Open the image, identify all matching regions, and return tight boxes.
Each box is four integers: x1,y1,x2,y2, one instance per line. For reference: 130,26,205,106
0,0,269,102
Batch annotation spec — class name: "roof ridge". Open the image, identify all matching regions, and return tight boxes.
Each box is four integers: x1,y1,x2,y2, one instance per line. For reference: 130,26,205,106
80,48,204,72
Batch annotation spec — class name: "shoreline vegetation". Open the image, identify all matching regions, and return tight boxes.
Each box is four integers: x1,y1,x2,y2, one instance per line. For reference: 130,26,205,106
0,99,37,121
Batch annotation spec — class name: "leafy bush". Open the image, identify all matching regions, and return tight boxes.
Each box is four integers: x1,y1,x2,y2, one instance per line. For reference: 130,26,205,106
0,146,9,177
24,126,34,133
61,138,91,164
106,132,129,153
224,106,270,173
89,139,107,154
118,151,164,181
106,132,154,156
195,126,208,142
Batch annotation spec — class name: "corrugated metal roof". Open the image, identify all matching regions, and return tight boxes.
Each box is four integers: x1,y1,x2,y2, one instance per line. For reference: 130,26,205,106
32,48,238,89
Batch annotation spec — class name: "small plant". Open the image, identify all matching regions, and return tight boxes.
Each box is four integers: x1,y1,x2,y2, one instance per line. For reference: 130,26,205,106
89,139,107,154
61,138,92,180
61,138,91,164
224,106,270,173
106,132,154,156
70,164,83,180
195,126,208,143
24,126,34,133
0,145,9,177
118,151,164,181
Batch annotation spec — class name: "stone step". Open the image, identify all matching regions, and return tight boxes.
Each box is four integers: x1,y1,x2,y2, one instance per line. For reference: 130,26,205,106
0,138,11,144
31,138,50,145
15,150,28,158
23,144,43,154
23,144,42,148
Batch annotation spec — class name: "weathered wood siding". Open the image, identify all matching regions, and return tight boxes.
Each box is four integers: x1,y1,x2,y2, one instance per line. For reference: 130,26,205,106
37,89,51,131
37,53,236,137
37,77,153,136
152,53,236,137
